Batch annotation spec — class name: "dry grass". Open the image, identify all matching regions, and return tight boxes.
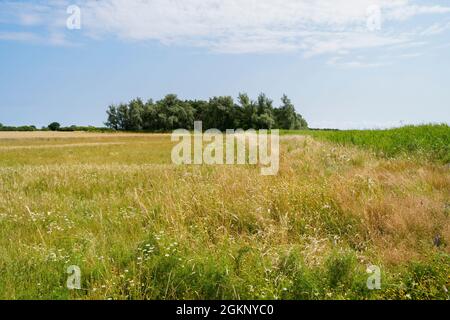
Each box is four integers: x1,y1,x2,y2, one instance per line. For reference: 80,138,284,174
0,132,448,300
0,131,161,139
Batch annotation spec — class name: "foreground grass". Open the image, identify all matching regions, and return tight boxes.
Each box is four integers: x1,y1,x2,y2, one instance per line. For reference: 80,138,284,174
285,124,450,164
0,132,448,300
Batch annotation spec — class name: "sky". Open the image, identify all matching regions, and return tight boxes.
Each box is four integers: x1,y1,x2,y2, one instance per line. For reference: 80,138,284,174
0,0,450,129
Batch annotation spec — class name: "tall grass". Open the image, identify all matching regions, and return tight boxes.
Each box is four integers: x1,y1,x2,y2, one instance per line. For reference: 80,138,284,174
285,124,450,163
0,132,448,300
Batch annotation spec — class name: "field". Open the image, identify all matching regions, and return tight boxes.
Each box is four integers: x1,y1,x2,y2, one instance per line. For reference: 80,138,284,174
287,124,450,164
0,127,449,300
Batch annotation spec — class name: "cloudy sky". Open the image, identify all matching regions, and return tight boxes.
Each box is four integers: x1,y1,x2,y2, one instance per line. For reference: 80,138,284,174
1,0,450,129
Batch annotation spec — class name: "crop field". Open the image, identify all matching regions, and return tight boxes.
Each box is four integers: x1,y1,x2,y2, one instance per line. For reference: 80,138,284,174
289,124,450,164
0,127,449,300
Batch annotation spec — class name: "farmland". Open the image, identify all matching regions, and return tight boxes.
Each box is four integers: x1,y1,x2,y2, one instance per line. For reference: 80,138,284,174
289,124,450,164
0,127,449,300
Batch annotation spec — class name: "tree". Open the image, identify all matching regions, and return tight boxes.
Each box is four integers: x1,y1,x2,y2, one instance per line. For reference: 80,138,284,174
127,98,144,131
148,94,195,131
105,105,119,130
115,104,128,130
296,114,308,129
141,99,155,131
203,96,236,130
237,93,257,130
191,100,210,126
105,93,308,131
48,122,61,131
255,93,276,129
256,113,276,130
274,95,307,130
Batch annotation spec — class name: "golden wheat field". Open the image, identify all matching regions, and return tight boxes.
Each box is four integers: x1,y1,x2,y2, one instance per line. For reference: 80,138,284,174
0,131,448,300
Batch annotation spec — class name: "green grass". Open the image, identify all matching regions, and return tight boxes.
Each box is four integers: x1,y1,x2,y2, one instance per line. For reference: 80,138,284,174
283,124,450,163
0,132,448,300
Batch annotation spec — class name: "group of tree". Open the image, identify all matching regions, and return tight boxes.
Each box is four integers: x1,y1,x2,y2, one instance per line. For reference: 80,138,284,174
105,93,308,132
0,122,111,132
0,123,37,131
44,123,111,132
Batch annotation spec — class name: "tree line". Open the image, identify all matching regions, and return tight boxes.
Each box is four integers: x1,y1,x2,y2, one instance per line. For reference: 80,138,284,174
0,123,38,131
0,123,111,132
105,93,308,131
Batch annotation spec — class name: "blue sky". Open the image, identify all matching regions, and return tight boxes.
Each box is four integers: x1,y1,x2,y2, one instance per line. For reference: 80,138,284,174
1,0,450,129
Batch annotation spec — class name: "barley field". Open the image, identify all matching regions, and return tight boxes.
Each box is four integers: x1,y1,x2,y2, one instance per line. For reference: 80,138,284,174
0,129,449,300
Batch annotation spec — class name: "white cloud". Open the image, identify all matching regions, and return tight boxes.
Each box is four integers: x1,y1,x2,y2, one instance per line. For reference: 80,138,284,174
386,4,450,21
420,21,450,36
1,0,450,58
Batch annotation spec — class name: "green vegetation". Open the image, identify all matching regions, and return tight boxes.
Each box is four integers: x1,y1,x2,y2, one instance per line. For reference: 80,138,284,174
286,124,450,163
0,123,37,131
105,93,308,131
47,122,61,131
2,93,308,134
0,123,112,133
52,125,114,133
0,132,448,300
